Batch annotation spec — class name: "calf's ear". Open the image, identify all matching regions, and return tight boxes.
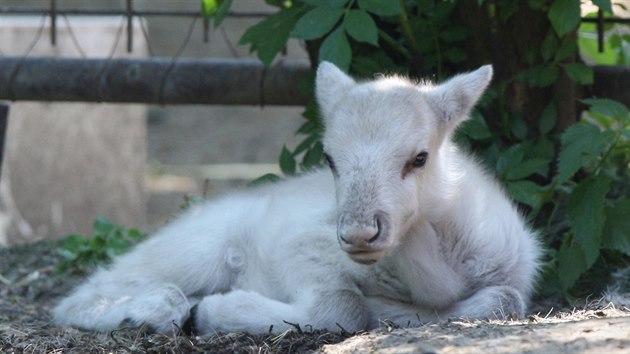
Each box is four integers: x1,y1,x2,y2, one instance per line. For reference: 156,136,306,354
316,61,355,120
425,65,493,131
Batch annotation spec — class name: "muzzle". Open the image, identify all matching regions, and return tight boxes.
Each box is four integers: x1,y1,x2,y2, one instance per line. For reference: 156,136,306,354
337,211,391,264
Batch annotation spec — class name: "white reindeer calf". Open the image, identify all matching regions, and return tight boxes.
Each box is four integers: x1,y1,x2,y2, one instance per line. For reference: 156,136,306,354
54,62,540,335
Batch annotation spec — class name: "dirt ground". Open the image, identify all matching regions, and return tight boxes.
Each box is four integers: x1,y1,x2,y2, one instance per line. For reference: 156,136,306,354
1,240,629,354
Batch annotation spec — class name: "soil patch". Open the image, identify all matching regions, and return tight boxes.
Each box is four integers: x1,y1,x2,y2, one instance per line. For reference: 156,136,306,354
1,240,629,353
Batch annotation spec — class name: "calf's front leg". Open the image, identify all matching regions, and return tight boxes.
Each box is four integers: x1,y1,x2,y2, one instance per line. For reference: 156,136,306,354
365,285,527,328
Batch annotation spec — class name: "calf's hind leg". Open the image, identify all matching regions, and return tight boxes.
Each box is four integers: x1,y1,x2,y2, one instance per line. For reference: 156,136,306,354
191,288,368,334
54,226,240,333
53,276,191,333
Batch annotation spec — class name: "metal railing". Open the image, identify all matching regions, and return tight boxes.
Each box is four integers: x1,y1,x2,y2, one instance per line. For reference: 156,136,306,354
0,1,272,52
1,3,628,53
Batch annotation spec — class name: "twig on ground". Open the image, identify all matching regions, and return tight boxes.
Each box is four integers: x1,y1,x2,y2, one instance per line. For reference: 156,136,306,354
282,320,303,334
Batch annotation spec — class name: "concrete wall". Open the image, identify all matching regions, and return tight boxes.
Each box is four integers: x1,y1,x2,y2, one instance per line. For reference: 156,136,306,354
140,1,308,226
0,1,311,240
0,18,148,245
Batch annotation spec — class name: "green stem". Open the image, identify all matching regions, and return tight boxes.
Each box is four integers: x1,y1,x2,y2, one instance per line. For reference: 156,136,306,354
545,201,559,231
398,0,423,75
378,29,411,60
344,0,356,15
497,81,510,136
398,0,416,46
595,130,622,175
428,20,443,79
612,143,630,151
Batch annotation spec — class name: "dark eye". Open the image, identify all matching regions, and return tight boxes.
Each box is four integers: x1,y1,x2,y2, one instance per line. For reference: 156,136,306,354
323,153,336,172
412,151,429,168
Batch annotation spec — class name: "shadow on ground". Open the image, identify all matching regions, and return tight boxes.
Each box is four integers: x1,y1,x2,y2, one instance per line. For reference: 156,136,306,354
1,240,629,354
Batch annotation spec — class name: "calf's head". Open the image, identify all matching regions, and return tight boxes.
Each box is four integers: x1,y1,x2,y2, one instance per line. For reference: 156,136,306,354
316,62,492,264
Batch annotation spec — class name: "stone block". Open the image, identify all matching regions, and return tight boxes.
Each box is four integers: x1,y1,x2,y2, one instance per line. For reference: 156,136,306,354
0,17,147,245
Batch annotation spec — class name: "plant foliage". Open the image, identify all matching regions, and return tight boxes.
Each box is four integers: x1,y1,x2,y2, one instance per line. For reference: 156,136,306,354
198,0,630,300
57,216,147,273
225,0,630,299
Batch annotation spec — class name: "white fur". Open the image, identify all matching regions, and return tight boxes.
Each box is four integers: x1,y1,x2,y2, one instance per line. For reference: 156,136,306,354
54,63,540,334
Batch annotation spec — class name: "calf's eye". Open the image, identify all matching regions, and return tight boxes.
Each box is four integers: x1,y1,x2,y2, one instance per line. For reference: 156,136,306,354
412,151,429,168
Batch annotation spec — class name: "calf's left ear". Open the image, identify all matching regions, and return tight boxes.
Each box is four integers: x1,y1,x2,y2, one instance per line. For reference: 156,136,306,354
425,65,493,130
316,61,355,120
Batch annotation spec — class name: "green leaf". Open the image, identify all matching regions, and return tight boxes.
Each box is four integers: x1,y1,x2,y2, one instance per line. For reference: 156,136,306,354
344,9,378,45
351,50,400,75
539,101,557,134
93,216,113,235
439,26,468,43
301,100,320,121
541,33,558,61
292,6,344,40
554,38,577,62
531,137,556,162
495,143,549,180
57,248,78,261
496,144,525,179
505,158,550,181
57,219,146,274
249,173,282,186
444,47,468,64
567,175,611,267
127,229,145,240
527,0,546,10
480,143,501,169
293,134,319,155
279,145,296,175
201,0,218,17
88,236,106,250
520,64,559,88
581,98,630,120
357,0,402,16
557,238,588,292
548,0,581,37
302,141,324,170
556,124,614,184
62,234,84,249
319,27,352,71
498,0,519,22
592,0,613,13
506,180,544,209
239,7,304,65
297,120,319,135
510,114,528,140
213,0,233,27
561,62,593,84
303,0,349,7
459,117,493,141
602,199,630,256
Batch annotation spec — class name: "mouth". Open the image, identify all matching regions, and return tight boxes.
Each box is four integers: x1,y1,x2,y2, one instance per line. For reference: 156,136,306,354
345,250,386,264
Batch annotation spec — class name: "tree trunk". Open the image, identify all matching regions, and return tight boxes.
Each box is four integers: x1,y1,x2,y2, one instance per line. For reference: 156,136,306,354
455,1,576,137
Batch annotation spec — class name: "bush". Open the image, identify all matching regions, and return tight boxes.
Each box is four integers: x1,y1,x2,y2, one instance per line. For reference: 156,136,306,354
227,0,630,299
57,216,146,273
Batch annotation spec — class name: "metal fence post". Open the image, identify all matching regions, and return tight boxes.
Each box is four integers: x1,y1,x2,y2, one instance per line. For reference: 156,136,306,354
0,103,8,182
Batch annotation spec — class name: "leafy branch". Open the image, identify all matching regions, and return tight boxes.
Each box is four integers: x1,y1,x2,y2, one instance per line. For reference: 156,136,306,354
213,0,630,299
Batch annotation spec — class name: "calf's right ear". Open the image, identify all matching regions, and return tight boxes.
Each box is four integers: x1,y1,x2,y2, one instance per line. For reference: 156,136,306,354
316,61,355,120
425,65,493,132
